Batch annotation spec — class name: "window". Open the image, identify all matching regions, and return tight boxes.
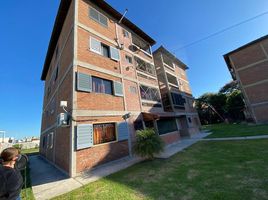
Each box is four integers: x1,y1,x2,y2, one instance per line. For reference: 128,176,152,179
125,55,132,64
49,132,54,149
129,86,137,94
140,85,160,102
162,54,174,68
90,37,119,61
171,93,186,108
188,117,192,123
166,73,178,86
134,57,156,76
110,46,120,61
42,136,47,149
89,8,108,27
132,34,151,54
92,77,113,95
90,37,101,54
102,44,110,58
157,118,178,135
93,123,116,145
122,29,129,38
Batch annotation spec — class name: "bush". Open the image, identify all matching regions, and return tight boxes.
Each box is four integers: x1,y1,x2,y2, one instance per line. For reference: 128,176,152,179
133,128,164,160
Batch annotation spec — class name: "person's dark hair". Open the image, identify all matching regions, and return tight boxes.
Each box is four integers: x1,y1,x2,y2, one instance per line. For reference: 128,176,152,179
0,147,19,162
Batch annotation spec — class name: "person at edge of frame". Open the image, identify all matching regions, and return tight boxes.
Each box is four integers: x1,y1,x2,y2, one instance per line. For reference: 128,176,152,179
0,147,23,200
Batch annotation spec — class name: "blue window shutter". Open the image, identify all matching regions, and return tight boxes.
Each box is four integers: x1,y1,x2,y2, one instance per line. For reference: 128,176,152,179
117,121,129,141
77,72,92,92
110,46,120,61
90,37,101,54
113,81,123,97
76,124,93,150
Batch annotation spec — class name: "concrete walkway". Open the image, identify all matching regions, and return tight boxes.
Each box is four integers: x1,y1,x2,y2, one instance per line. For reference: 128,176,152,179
155,131,212,158
30,131,211,200
201,134,268,141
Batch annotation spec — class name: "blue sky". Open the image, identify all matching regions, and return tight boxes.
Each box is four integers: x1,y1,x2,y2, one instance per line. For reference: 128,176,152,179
1,0,268,139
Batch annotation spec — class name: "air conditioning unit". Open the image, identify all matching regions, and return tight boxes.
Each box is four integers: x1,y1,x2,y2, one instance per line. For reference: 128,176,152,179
57,113,70,127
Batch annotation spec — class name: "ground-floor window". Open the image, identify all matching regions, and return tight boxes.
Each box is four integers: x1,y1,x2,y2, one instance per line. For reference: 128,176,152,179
93,123,116,145
157,118,178,135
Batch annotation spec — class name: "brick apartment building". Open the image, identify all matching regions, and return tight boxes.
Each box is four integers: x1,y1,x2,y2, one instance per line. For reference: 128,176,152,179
224,35,268,124
153,46,201,137
40,0,200,177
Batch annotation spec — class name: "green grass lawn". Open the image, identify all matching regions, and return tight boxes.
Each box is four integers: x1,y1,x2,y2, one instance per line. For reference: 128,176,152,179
20,147,39,155
20,148,38,200
203,123,268,138
53,139,268,200
21,165,35,200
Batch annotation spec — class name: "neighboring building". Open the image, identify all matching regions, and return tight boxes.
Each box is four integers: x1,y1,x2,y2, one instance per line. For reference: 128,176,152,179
224,35,268,124
153,46,201,137
40,0,200,177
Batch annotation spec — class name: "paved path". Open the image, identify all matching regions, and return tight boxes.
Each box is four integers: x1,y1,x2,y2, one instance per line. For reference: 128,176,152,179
155,131,211,159
202,134,268,141
29,131,211,200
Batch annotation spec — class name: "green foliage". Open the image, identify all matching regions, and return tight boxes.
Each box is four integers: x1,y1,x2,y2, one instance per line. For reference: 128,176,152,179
196,81,245,124
133,129,164,160
219,80,239,94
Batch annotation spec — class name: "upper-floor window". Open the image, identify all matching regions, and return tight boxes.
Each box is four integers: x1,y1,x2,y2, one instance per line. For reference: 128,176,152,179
134,57,156,76
93,123,116,145
162,54,174,68
132,34,151,54
89,7,108,27
140,85,160,102
166,73,178,86
171,93,185,108
90,37,120,61
122,29,129,38
125,55,132,64
92,76,113,95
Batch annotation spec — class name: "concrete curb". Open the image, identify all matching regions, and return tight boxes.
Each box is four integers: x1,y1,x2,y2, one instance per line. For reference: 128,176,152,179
201,135,268,141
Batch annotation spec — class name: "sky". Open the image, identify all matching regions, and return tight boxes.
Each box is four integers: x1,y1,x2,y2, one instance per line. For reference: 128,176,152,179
0,0,268,139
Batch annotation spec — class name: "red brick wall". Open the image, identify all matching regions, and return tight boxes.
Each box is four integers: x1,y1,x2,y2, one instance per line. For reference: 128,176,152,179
123,80,141,111
77,27,121,73
230,43,266,69
76,66,125,111
245,82,268,104
76,140,129,172
238,61,268,86
160,132,180,145
253,104,268,123
75,115,129,172
78,0,116,40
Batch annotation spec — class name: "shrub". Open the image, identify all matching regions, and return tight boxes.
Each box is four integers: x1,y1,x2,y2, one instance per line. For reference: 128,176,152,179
133,128,164,160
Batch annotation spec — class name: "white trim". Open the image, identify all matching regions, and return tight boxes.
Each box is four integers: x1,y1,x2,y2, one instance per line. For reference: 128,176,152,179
73,110,141,117
78,22,117,45
136,70,157,80
243,78,268,88
251,101,268,107
163,63,175,71
141,99,161,104
236,58,268,72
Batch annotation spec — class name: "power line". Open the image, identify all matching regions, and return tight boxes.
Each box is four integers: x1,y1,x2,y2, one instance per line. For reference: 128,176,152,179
173,10,268,52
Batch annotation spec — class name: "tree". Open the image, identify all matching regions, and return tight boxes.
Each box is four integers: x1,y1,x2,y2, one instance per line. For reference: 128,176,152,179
196,80,245,124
